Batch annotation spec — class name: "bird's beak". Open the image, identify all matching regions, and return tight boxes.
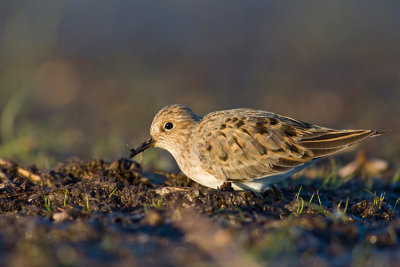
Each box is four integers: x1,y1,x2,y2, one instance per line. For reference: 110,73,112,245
129,138,155,158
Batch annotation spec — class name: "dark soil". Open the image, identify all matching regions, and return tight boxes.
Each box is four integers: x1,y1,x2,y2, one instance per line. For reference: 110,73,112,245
0,158,399,266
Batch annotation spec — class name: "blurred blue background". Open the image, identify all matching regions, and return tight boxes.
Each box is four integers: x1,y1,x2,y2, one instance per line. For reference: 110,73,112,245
0,1,399,170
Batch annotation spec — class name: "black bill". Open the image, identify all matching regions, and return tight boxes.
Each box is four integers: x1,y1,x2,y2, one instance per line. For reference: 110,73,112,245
128,138,155,158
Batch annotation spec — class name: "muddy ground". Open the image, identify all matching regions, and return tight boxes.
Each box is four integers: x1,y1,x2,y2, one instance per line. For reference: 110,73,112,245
0,157,399,267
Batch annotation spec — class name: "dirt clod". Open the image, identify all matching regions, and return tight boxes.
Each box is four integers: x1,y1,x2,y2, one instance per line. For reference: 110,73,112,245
0,158,399,266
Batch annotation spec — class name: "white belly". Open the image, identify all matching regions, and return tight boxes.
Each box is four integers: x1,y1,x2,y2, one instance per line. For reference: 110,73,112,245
173,145,317,192
184,164,298,192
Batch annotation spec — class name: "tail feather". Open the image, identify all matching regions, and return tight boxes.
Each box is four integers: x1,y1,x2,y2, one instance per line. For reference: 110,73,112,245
299,129,389,158
372,130,390,136
310,147,347,157
299,130,374,149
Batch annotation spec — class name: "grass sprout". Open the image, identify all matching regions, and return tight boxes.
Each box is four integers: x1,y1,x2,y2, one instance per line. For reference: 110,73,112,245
64,188,68,207
296,197,305,215
108,188,118,198
336,197,349,217
317,190,322,206
85,195,90,211
364,190,385,209
152,196,163,210
293,186,305,215
44,196,53,213
376,192,385,206
295,186,302,201
309,193,315,204
343,197,349,214
394,198,400,211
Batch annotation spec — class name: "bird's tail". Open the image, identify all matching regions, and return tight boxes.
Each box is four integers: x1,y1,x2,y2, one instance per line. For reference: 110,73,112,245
299,129,389,158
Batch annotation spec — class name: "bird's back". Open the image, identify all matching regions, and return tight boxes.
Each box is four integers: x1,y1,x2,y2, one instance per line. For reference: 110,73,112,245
195,108,386,185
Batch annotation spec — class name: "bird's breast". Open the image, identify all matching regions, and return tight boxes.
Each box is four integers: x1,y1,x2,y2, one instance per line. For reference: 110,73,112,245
170,143,223,189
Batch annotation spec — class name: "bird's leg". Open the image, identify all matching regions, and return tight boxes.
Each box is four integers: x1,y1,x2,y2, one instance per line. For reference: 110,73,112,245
253,191,264,199
271,184,283,200
261,184,283,200
217,182,234,192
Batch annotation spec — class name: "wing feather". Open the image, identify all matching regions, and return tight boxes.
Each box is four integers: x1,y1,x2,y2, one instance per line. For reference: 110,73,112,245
196,109,385,182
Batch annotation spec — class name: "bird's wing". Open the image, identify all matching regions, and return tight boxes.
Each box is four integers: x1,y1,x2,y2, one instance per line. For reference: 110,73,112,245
197,110,379,182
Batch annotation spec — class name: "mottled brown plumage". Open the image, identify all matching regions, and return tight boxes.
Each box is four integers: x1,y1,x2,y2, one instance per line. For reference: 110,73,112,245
130,104,387,192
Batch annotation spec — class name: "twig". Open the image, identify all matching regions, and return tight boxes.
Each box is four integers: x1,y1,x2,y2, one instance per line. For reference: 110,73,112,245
0,158,41,182
17,168,41,182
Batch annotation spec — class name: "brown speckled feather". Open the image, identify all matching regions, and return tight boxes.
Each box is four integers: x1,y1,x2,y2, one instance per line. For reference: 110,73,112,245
197,109,384,182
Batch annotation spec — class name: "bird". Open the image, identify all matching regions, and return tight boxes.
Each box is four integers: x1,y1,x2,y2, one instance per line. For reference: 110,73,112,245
129,104,387,192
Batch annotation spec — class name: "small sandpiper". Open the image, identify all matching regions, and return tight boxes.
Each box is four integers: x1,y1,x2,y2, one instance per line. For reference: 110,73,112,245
130,104,387,192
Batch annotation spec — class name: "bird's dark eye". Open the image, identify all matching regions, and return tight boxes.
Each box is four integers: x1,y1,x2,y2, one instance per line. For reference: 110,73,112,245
164,122,174,130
